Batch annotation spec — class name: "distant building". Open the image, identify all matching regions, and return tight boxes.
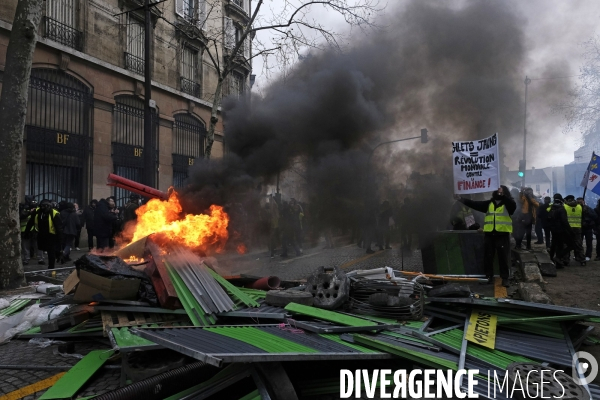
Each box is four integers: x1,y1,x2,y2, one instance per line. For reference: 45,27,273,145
504,168,552,197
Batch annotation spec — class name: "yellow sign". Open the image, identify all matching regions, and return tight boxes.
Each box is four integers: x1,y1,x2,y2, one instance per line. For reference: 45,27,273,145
466,310,497,349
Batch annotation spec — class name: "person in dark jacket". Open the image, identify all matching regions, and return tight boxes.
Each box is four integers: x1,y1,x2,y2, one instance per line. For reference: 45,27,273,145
280,201,301,257
546,194,572,267
82,200,97,249
24,199,63,270
94,198,118,251
456,185,516,287
73,203,83,250
536,197,551,248
61,203,81,262
377,200,393,249
578,197,597,261
122,194,141,228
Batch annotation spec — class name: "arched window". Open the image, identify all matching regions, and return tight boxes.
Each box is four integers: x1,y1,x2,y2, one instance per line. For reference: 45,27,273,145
112,95,158,206
172,113,206,187
25,68,93,204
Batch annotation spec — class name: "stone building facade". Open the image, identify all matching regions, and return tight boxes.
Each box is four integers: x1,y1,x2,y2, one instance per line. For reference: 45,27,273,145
0,0,252,206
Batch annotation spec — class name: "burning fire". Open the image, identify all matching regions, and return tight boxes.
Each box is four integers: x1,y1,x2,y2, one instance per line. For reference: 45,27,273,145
236,243,247,254
130,191,229,252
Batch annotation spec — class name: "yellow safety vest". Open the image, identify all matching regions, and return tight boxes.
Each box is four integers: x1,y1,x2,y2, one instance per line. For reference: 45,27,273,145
564,204,582,228
20,216,29,232
35,208,59,234
483,202,512,233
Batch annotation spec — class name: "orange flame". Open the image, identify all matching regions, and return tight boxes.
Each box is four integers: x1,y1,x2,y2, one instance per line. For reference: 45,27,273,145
130,191,229,252
236,243,247,254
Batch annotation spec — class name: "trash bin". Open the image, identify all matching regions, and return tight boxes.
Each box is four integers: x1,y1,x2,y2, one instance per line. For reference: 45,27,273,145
419,231,499,275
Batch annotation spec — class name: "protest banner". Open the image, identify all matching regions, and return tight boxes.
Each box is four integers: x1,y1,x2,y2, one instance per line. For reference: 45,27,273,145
452,133,500,194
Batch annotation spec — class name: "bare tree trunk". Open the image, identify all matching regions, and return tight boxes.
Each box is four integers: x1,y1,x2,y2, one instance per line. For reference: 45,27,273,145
0,0,44,289
204,76,224,159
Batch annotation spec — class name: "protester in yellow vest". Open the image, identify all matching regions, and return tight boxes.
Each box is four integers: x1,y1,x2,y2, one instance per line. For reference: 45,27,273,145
456,185,516,287
563,194,586,265
24,199,63,270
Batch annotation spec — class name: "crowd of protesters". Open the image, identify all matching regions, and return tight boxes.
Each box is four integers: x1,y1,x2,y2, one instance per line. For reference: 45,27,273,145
19,193,141,269
455,185,600,280
19,186,600,270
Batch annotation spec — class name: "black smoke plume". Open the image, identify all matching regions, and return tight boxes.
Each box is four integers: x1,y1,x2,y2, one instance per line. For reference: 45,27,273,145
180,0,571,238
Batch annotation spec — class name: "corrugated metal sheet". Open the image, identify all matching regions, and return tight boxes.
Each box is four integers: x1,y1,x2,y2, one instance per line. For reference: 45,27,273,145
131,326,392,367
494,329,572,367
257,326,362,353
218,305,287,320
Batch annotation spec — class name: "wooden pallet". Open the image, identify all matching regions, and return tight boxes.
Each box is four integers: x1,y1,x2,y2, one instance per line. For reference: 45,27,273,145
101,311,183,335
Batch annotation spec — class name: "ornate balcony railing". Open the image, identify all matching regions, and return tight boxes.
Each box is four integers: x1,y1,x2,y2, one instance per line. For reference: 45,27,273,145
181,77,201,97
124,52,145,75
43,17,83,51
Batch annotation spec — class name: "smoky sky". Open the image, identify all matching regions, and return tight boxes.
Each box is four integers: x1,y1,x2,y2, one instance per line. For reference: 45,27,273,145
182,0,577,220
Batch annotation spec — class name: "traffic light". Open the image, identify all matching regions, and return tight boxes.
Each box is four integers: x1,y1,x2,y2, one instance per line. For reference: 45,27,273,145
421,128,428,144
518,160,526,178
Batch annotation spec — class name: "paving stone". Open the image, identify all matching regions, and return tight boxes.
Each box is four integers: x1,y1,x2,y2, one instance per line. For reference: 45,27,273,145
518,282,553,304
522,263,544,284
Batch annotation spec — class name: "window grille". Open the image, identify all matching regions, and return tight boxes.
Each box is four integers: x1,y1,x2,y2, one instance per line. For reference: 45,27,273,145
181,46,200,97
176,0,206,29
44,0,82,50
125,16,145,75
112,96,158,206
173,114,206,187
25,68,93,204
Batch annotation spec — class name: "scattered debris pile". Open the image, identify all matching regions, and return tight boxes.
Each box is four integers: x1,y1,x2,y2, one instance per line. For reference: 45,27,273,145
2,247,600,399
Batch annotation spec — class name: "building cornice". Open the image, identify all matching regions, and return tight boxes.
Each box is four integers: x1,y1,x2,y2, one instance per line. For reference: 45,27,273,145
0,19,218,111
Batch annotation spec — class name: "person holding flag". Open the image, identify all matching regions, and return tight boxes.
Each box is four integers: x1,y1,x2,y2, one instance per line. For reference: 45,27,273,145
581,152,600,199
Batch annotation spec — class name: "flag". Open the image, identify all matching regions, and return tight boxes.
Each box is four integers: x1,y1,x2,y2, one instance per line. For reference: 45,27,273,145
584,152,600,196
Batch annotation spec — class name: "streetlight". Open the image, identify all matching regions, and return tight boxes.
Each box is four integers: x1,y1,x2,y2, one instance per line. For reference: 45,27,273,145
369,129,429,162
522,76,531,187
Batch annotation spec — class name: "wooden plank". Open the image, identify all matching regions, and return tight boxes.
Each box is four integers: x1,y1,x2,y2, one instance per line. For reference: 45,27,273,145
118,314,130,326
38,350,114,399
134,313,148,325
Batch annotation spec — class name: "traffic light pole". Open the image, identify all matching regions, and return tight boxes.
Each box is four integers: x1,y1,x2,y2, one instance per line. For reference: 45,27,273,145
522,76,531,188
368,129,428,162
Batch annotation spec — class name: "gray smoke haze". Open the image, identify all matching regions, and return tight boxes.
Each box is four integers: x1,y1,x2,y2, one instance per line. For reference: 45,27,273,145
181,0,582,233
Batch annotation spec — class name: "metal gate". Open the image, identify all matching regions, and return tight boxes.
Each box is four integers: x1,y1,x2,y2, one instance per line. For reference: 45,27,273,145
112,95,157,206
172,113,205,187
25,68,93,204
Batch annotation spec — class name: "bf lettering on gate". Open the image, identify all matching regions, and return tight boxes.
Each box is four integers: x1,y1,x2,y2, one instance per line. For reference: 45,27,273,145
56,132,69,144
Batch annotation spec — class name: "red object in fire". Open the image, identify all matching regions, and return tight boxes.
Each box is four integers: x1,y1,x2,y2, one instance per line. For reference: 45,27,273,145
145,238,181,309
106,173,169,201
250,276,281,290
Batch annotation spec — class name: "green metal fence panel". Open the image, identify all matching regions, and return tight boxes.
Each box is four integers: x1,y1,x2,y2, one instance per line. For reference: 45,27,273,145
285,303,375,327
38,349,114,399
205,326,319,353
